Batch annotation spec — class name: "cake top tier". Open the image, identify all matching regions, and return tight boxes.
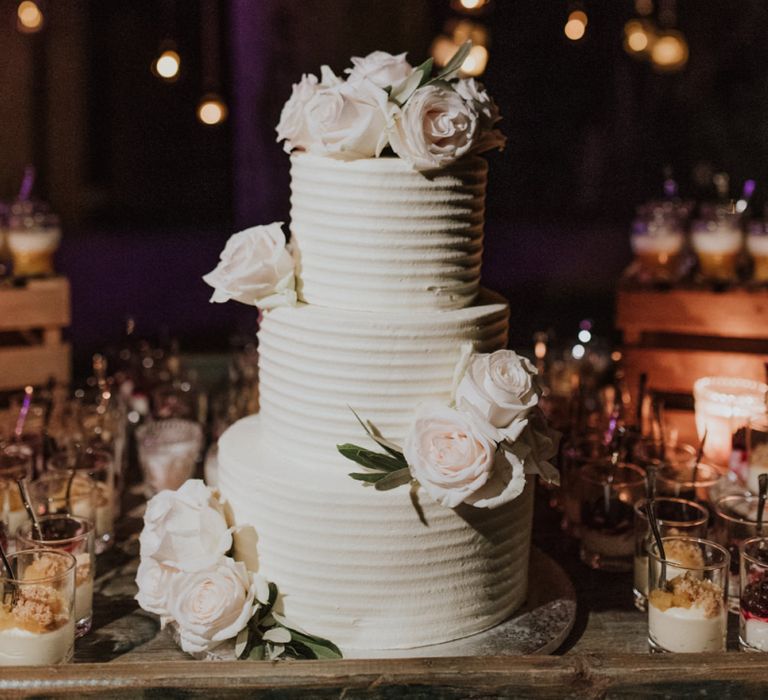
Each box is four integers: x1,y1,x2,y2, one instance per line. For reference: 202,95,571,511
290,152,487,312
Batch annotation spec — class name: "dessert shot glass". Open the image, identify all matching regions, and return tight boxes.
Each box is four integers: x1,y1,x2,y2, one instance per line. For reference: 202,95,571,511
634,440,697,471
647,536,729,653
746,416,768,495
559,433,609,537
655,460,725,507
633,497,709,611
747,220,768,284
691,217,743,283
740,536,768,652
136,418,204,496
0,548,76,665
713,494,762,611
0,444,34,551
577,461,645,572
27,472,97,525
16,515,95,638
47,448,114,553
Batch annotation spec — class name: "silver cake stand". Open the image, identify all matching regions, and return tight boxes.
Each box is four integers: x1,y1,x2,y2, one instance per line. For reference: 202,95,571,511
189,547,576,660
345,546,576,659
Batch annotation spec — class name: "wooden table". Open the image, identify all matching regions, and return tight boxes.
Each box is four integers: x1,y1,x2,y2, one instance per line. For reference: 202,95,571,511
1,487,766,698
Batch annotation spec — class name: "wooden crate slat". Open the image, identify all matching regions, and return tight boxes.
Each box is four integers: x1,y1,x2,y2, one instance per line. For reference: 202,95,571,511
0,277,71,332
617,288,768,342
0,343,71,391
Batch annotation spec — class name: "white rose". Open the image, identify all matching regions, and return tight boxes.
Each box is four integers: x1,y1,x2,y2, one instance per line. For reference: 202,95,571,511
455,350,540,429
403,403,496,508
135,557,177,618
275,73,319,153
345,51,413,88
388,84,478,169
139,479,232,573
305,78,392,158
169,557,258,654
453,78,506,154
202,223,296,309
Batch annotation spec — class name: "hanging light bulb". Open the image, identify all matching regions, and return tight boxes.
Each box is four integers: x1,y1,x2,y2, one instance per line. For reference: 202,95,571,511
16,1,44,34
651,30,689,72
152,46,181,82
564,10,588,42
197,93,228,126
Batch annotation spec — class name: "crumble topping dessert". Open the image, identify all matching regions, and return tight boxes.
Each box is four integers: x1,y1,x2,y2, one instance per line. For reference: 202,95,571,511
649,573,722,618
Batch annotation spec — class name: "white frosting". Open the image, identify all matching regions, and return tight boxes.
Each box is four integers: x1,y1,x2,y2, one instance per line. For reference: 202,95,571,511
290,154,487,311
747,235,768,256
691,229,742,254
218,414,532,651
0,620,74,665
258,290,508,467
649,603,726,652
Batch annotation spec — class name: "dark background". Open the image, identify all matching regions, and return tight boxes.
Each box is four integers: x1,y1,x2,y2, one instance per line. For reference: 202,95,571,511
2,0,768,368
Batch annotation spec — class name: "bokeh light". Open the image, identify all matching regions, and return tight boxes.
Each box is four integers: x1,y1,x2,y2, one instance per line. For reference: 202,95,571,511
153,50,181,82
197,95,228,126
17,1,43,33
651,31,689,72
564,11,587,42
460,45,489,77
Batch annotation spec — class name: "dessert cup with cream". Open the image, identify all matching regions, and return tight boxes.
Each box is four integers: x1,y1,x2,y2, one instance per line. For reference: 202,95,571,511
746,416,768,496
577,462,645,572
747,221,768,283
559,433,610,537
47,448,114,553
647,536,729,653
633,498,709,611
16,515,95,637
740,535,768,652
655,460,725,508
0,548,76,665
691,217,743,283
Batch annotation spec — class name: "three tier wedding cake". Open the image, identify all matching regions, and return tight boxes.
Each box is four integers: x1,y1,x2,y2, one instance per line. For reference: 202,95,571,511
202,46,558,653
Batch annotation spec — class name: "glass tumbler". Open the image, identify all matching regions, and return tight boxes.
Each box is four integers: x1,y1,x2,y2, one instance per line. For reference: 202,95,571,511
740,536,768,652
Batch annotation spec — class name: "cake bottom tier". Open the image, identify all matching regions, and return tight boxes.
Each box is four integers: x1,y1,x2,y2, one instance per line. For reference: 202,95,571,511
217,415,533,651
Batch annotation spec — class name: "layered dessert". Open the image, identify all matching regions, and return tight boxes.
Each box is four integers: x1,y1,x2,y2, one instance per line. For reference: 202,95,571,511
74,552,93,627
691,220,742,281
747,441,768,496
635,532,704,603
740,570,768,651
747,223,768,282
648,573,727,652
0,554,74,665
580,497,635,570
630,220,685,279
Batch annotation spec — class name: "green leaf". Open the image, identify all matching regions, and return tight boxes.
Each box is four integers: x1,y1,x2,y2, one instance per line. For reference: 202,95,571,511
374,468,412,491
415,57,434,86
235,627,250,659
247,643,265,661
337,444,406,472
349,472,387,483
434,40,472,81
410,480,428,526
348,408,404,458
287,628,343,659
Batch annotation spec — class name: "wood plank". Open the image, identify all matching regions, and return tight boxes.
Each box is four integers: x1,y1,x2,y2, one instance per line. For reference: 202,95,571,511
0,342,71,390
617,288,768,340
622,346,768,397
0,654,766,698
0,278,71,332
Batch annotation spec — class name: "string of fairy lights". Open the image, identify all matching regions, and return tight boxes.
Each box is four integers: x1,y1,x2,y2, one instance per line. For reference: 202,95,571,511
14,0,228,126
13,0,690,122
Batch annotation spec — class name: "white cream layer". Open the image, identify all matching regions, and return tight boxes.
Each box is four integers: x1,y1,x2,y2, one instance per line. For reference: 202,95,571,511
258,290,508,467
691,229,742,254
218,414,532,651
744,618,768,651
289,153,487,312
631,232,684,254
747,235,768,256
0,620,74,666
649,604,726,652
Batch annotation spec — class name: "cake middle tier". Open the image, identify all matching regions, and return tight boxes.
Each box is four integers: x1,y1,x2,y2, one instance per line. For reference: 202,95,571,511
290,153,487,312
258,289,509,467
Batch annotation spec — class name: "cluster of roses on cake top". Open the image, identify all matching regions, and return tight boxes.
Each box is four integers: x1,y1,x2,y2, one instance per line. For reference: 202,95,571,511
276,44,506,169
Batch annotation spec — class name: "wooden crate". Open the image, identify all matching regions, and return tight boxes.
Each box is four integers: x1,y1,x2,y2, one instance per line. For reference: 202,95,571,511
0,277,71,391
616,287,768,409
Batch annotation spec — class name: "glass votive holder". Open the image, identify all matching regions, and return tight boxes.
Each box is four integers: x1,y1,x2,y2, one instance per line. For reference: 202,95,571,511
559,433,608,536
647,536,729,653
633,497,710,611
578,461,646,572
16,515,95,638
135,418,204,497
713,494,762,611
0,548,76,665
693,377,768,470
0,444,34,551
655,460,725,506
740,536,768,652
746,415,768,495
47,448,114,553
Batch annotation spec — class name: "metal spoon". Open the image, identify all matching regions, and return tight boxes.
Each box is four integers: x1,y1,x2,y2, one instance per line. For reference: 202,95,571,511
757,473,768,537
645,500,667,590
16,478,41,540
690,428,708,490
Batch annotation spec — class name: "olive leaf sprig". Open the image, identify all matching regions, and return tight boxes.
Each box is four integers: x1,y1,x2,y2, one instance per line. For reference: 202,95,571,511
337,409,413,492
235,582,342,661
